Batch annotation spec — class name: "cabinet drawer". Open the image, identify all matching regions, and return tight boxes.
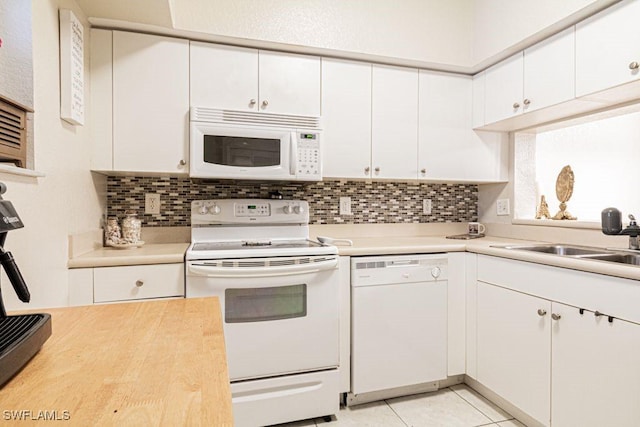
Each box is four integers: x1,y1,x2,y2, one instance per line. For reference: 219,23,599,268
93,264,184,303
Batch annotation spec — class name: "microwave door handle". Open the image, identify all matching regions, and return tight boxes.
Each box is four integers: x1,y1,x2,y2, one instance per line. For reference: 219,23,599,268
290,133,297,176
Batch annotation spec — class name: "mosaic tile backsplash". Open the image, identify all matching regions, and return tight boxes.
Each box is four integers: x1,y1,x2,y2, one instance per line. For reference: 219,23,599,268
106,177,478,226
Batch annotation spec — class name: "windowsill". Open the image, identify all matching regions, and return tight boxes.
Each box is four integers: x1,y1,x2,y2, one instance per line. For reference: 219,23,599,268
513,218,601,230
0,164,45,178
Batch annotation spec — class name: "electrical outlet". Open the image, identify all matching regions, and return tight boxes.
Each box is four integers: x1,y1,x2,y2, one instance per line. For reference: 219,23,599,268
339,197,352,215
145,193,161,214
496,198,510,216
423,199,432,215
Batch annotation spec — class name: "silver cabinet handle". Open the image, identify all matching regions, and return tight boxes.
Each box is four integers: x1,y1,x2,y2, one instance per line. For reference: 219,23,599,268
513,102,520,109
523,98,531,106
629,61,639,70
262,100,269,107
249,99,257,105
135,280,144,287
179,159,186,166
374,167,380,173
537,309,547,316
551,313,561,321
364,166,370,174
421,168,426,174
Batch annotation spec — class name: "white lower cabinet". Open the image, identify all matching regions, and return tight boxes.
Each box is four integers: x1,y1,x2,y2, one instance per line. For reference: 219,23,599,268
474,255,640,427
68,264,185,305
477,281,551,426
551,304,640,427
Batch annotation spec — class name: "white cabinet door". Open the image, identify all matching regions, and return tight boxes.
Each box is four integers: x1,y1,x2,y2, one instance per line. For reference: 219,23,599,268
551,303,640,427
112,31,189,173
524,27,575,113
477,282,551,427
418,71,507,182
190,42,259,111
472,72,485,129
89,29,113,171
576,0,640,98
259,51,321,116
321,59,372,179
484,53,524,125
371,65,419,180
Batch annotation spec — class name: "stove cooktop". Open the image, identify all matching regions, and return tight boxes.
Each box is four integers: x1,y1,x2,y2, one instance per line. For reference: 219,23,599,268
191,239,324,251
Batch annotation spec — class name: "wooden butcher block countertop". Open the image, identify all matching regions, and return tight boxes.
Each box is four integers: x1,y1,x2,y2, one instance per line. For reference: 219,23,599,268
0,297,233,426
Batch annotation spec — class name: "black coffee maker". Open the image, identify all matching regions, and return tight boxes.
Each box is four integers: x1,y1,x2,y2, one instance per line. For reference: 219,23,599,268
0,183,51,386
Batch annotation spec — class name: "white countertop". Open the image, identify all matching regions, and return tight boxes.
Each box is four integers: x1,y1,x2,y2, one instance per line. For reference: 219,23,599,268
68,243,189,268
66,229,640,282
336,235,640,282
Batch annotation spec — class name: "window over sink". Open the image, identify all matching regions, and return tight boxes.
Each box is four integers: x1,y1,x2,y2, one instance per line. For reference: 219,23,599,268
514,103,640,224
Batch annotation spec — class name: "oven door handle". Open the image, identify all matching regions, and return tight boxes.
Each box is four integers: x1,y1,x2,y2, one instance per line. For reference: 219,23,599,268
188,258,338,278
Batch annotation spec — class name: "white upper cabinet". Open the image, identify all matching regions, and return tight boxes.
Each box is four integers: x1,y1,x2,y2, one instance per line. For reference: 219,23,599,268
321,59,372,179
259,51,321,116
471,72,485,129
484,53,524,125
112,32,189,173
523,27,575,113
576,0,640,99
418,71,507,182
190,43,258,111
371,65,419,180
190,42,321,116
91,30,190,174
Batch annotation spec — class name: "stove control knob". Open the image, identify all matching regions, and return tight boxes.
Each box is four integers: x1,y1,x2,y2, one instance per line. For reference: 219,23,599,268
283,205,293,214
431,266,441,279
211,204,221,215
198,205,209,215
293,205,304,214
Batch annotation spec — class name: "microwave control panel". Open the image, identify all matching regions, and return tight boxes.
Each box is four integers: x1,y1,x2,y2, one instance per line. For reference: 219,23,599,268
296,132,321,177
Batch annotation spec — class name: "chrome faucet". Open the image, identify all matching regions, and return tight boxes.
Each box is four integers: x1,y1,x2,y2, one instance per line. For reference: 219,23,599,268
623,214,640,250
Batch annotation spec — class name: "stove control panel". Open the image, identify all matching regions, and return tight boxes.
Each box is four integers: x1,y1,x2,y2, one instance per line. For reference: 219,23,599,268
191,199,310,225
235,203,270,217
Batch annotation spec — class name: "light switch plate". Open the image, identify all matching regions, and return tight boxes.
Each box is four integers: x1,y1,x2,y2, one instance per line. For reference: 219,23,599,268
423,199,432,215
497,198,510,216
339,197,352,215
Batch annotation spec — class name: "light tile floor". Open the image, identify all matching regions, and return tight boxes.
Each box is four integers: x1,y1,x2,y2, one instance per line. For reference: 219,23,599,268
272,384,527,427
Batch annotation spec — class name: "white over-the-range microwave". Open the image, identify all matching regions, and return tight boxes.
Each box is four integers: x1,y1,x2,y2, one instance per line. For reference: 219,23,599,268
190,107,322,181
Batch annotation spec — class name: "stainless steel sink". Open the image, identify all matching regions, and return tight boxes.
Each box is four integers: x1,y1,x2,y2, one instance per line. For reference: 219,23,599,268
577,253,640,265
497,244,610,256
495,243,640,267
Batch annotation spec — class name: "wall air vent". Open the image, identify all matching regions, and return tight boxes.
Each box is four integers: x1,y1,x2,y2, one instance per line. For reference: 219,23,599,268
0,100,27,167
190,107,321,130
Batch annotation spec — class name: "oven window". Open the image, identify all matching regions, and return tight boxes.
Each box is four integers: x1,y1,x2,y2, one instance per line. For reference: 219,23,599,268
203,135,281,167
225,284,307,323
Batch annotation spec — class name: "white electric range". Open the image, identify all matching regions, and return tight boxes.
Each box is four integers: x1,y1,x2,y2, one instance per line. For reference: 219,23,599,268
185,199,340,427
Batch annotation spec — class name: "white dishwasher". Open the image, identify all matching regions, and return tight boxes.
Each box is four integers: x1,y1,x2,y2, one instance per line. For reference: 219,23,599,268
350,254,448,399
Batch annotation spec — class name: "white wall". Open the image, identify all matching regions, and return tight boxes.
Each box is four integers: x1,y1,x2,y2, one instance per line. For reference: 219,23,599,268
80,0,619,72
165,0,476,69
472,0,615,66
0,0,33,108
1,0,104,311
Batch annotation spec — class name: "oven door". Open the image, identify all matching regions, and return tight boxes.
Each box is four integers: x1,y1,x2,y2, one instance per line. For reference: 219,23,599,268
190,123,295,180
186,255,339,381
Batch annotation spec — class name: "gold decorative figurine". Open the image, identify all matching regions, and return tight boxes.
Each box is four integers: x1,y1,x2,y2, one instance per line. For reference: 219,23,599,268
535,195,551,219
552,165,577,220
